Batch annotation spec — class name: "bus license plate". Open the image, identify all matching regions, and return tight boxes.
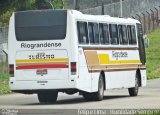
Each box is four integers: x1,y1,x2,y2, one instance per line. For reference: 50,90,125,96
36,69,47,75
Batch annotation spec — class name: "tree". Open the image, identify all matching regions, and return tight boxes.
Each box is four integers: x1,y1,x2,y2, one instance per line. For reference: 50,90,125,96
0,0,67,26
15,0,36,11
45,0,67,9
35,0,50,9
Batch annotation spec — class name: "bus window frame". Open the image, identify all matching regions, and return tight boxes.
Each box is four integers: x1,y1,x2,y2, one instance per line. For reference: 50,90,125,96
127,25,137,45
77,21,138,47
88,22,100,45
109,24,119,45
130,25,137,45
118,24,128,45
99,23,110,45
77,21,89,45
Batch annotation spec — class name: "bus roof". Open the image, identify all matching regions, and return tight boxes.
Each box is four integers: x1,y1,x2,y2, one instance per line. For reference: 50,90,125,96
13,9,140,25
68,10,140,25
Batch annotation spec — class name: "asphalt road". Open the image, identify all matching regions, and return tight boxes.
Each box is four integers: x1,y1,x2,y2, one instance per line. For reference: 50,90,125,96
0,78,160,114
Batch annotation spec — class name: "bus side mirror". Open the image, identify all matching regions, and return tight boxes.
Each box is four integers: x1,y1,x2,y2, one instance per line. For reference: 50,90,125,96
143,35,149,48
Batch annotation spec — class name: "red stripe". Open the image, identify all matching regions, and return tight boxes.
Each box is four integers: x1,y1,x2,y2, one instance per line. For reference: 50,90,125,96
16,64,68,69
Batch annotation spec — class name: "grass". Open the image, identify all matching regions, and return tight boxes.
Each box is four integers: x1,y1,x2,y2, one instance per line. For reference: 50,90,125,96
146,27,160,79
136,111,160,115
0,73,10,94
0,61,10,94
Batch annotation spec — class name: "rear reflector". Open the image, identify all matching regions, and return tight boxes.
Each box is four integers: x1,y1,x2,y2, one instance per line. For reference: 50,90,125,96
9,64,14,77
71,62,76,75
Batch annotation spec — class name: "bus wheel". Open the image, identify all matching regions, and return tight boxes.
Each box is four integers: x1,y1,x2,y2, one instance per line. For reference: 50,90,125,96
82,92,94,101
38,92,47,103
37,91,58,103
128,74,140,96
93,74,104,101
47,91,58,103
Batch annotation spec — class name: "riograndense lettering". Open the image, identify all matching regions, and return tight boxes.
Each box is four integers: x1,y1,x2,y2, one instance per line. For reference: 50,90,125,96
112,51,128,60
21,42,61,49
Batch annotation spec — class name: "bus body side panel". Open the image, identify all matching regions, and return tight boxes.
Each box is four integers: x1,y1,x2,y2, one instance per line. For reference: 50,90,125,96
105,71,136,89
76,48,92,92
90,72,99,92
140,70,147,87
8,14,17,87
8,14,16,66
83,49,142,92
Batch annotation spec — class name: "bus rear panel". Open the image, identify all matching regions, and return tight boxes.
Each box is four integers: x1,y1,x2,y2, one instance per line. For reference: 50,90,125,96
8,10,77,93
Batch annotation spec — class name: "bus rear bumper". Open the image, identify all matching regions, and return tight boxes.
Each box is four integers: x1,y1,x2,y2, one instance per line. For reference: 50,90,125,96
10,79,76,93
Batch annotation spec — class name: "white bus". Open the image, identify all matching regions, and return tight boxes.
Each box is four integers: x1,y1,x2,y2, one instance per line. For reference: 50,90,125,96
8,9,146,103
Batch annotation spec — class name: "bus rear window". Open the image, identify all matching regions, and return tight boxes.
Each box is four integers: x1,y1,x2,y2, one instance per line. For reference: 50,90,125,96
15,10,67,41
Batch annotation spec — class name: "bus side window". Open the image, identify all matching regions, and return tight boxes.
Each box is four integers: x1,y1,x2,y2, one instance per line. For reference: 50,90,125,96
99,23,110,45
122,25,128,45
118,25,123,44
93,23,99,44
127,25,132,45
109,24,119,45
128,25,137,45
118,25,128,45
131,25,137,45
88,22,94,44
77,21,89,44
88,22,99,44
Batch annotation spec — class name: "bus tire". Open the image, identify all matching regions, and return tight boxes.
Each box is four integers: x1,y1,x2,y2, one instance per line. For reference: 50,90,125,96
47,91,58,103
37,91,58,103
128,73,140,96
37,93,47,103
93,74,104,101
82,92,94,101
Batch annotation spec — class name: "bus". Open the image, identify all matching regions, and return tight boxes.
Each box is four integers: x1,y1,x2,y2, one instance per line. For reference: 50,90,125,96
8,9,146,103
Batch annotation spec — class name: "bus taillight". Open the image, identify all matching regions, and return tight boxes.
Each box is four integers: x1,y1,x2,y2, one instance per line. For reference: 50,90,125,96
9,64,14,77
71,62,76,75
